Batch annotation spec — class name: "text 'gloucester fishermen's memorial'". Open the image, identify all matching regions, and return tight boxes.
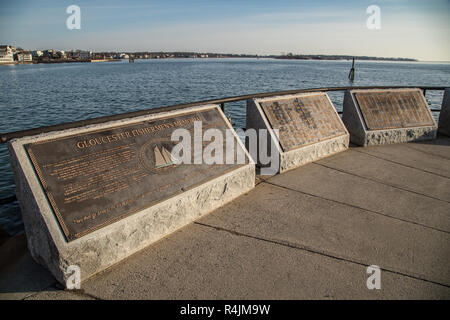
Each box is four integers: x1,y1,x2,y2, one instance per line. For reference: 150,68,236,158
246,92,349,173
342,88,437,146
8,104,255,286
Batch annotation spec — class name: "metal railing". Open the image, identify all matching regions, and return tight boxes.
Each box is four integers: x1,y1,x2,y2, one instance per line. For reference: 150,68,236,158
0,85,446,144
0,85,447,206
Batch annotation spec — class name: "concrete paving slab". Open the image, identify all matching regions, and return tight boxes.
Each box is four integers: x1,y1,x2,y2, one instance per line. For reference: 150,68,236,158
24,288,96,300
317,150,450,202
76,224,448,299
266,162,450,233
0,250,56,300
353,144,450,178
199,183,450,286
407,136,450,159
2,139,449,300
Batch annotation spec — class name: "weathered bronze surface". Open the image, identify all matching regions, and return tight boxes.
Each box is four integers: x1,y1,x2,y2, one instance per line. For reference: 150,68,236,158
26,108,246,241
354,90,434,130
259,93,347,152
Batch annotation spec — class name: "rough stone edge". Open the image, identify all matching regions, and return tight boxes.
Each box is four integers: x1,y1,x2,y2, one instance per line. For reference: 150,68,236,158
438,88,450,137
342,88,437,146
362,126,437,146
8,104,255,287
280,134,349,173
246,92,349,174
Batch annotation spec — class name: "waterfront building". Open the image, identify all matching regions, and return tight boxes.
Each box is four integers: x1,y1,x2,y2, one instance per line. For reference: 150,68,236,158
43,49,56,58
57,50,66,59
72,50,92,60
31,50,43,57
17,51,32,63
0,45,15,64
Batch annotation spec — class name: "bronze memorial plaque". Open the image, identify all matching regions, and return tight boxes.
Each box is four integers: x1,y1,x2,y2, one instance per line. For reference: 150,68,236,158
259,94,347,152
354,90,434,130
25,108,246,241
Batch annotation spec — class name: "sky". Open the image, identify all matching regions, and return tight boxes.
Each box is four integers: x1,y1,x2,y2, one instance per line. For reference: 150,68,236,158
0,0,449,61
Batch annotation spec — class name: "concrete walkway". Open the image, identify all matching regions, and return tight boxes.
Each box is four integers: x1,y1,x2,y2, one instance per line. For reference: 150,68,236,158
1,137,449,300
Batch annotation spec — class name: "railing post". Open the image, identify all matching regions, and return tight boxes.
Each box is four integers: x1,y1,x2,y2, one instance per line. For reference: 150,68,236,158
220,103,225,113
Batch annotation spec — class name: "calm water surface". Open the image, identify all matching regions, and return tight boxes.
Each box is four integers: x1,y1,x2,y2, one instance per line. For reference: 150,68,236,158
1,58,449,234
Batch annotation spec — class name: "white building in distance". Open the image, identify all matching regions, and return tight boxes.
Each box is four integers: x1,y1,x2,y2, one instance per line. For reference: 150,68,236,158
31,50,44,57
0,45,15,64
17,51,33,63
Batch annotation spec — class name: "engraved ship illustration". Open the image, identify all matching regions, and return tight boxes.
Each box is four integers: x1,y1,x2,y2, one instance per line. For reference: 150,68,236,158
154,146,179,168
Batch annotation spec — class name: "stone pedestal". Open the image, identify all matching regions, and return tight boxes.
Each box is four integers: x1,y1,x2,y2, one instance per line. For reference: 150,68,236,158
8,104,254,287
342,88,437,146
438,88,450,137
246,92,349,174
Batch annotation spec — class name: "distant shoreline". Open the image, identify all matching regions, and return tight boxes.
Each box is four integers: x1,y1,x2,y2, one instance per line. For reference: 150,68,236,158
273,54,417,62
122,52,418,62
3,57,448,66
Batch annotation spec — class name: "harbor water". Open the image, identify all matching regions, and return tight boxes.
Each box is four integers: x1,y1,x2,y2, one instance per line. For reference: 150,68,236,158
1,58,449,235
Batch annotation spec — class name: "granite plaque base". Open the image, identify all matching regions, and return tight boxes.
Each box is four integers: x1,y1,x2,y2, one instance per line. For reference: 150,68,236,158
8,104,254,287
342,88,437,146
246,92,349,174
438,88,450,137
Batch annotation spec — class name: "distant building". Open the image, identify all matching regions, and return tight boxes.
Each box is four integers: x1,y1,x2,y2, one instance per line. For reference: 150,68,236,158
0,45,15,64
57,50,66,59
81,51,91,59
72,50,91,59
43,49,56,58
31,50,43,57
17,51,32,63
